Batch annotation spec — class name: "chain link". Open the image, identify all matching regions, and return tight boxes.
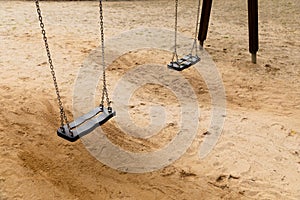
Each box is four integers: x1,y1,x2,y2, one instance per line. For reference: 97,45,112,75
35,0,70,131
99,0,111,109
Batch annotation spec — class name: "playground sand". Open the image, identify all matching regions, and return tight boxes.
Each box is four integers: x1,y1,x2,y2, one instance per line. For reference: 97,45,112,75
0,0,299,199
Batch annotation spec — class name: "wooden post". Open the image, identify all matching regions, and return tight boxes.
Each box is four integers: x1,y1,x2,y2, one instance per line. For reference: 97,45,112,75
198,0,213,47
248,0,259,63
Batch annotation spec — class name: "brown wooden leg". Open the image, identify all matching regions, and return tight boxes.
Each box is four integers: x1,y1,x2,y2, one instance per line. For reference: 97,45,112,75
248,0,259,63
198,0,213,47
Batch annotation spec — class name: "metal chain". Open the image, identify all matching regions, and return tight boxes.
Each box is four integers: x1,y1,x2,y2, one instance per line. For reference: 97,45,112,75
191,0,202,55
35,0,70,129
99,0,111,109
172,0,179,62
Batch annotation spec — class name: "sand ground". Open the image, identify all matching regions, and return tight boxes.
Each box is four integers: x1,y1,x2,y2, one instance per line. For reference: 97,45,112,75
0,0,300,199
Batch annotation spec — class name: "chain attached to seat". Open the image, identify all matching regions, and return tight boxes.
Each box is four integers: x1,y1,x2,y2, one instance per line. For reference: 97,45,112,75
190,0,202,55
35,0,115,141
168,0,201,71
99,0,112,112
35,0,71,133
171,0,179,62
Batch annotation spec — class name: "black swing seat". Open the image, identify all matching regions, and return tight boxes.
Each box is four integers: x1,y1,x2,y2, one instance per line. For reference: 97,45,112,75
168,54,200,71
57,106,116,142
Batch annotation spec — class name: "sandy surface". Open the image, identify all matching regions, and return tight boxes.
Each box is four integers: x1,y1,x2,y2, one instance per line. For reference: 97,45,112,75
0,0,300,199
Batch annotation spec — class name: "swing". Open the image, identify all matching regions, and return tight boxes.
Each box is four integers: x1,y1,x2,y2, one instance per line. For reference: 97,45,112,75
35,0,115,142
168,0,201,71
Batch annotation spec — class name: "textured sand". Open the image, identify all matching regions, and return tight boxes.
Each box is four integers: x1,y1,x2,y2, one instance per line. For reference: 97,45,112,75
0,0,299,199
